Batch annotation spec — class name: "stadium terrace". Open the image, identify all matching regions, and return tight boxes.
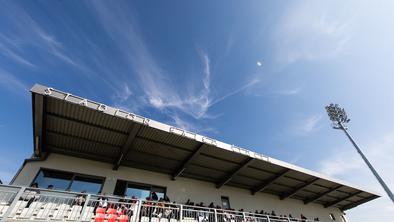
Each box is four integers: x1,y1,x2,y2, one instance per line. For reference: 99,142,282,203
0,84,380,222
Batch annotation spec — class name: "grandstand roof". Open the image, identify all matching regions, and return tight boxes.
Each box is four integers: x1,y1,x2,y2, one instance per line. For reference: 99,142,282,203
30,84,380,211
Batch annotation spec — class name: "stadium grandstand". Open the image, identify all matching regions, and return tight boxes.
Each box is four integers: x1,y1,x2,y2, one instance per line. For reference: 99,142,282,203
0,84,380,222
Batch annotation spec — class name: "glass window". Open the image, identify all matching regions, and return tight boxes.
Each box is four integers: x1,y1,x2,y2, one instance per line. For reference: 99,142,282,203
151,186,165,199
114,180,166,200
69,176,103,194
221,196,230,209
34,169,73,190
32,169,104,194
126,184,151,199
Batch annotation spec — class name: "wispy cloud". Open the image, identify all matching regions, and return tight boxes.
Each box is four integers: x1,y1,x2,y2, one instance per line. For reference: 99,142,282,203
273,2,355,65
248,86,302,98
146,50,213,119
143,49,258,122
0,3,87,71
0,35,35,67
0,1,260,133
274,87,302,96
210,78,260,107
113,83,133,103
319,132,394,186
35,29,81,68
88,1,258,130
319,148,362,177
297,114,322,134
0,68,28,96
170,114,218,135
318,132,394,220
0,1,260,134
90,2,203,120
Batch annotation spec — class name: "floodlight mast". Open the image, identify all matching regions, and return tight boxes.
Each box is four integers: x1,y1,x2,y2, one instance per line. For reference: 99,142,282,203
325,104,394,204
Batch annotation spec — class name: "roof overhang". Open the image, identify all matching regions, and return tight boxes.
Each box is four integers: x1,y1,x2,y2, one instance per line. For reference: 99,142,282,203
30,84,380,211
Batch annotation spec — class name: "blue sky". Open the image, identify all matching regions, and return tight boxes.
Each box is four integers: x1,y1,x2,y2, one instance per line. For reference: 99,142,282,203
0,0,393,221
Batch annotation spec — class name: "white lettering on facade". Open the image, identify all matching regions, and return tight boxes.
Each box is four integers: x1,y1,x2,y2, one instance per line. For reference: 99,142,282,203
125,113,134,120
44,87,53,95
79,99,88,106
64,93,71,101
98,104,107,112
143,118,150,125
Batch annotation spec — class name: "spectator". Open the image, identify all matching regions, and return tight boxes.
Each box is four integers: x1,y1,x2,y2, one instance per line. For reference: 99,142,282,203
151,192,158,201
153,198,165,218
98,194,109,208
185,199,194,206
73,190,86,206
117,195,134,218
93,193,108,215
21,183,40,208
131,195,138,204
47,184,54,190
70,192,318,222
142,197,154,218
118,195,127,204
163,195,170,202
197,202,205,207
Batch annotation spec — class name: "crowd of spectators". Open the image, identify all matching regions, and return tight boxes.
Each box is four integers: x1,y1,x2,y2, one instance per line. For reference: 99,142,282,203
179,197,320,222
92,192,320,222
21,183,321,222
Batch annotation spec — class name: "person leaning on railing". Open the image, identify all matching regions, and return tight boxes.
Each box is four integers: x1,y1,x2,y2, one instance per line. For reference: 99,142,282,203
117,195,136,219
152,198,167,220
93,193,109,215
19,183,40,208
73,190,87,206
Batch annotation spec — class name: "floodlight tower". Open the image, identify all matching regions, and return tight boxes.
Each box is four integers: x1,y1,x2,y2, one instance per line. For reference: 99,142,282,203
325,104,394,203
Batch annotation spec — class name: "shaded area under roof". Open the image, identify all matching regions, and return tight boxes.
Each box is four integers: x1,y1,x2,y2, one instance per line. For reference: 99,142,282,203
30,84,380,211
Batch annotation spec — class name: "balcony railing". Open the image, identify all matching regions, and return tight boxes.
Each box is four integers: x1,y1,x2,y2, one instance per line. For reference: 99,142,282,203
0,185,317,222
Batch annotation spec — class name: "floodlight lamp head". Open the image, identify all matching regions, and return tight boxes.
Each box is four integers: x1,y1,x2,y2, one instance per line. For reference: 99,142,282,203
325,103,350,129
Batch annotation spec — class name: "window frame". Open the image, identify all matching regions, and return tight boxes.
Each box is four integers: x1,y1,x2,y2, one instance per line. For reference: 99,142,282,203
114,179,167,199
31,168,106,193
221,196,231,209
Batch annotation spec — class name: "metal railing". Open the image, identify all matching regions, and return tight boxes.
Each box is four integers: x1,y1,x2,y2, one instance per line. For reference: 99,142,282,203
0,185,317,222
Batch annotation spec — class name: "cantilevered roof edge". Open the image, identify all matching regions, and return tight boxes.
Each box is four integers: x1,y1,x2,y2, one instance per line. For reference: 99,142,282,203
30,84,381,198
